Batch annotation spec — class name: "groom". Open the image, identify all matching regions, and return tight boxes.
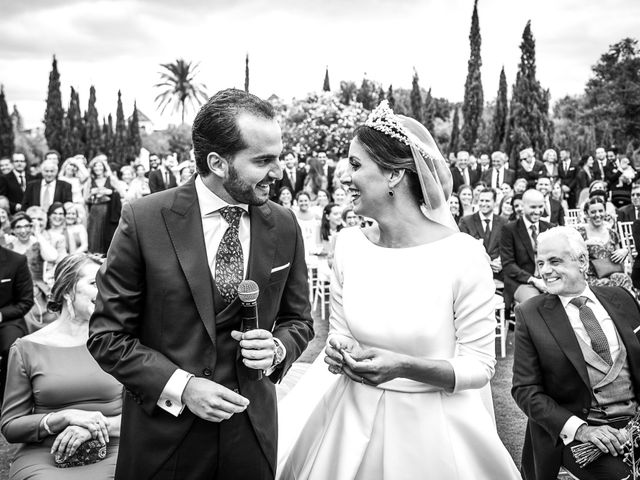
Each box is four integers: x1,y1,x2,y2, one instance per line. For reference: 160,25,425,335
88,89,314,479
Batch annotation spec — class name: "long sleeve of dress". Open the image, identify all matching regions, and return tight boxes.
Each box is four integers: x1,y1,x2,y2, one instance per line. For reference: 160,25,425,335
1,341,47,443
448,241,497,392
327,231,354,345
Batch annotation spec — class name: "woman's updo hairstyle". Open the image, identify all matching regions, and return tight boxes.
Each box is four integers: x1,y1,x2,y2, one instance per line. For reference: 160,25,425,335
47,253,103,313
353,125,424,204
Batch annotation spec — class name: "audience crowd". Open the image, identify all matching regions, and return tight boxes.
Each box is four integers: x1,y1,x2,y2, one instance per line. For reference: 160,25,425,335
1,142,640,478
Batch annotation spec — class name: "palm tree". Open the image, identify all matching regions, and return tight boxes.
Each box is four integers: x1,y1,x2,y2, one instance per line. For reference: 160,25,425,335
154,59,208,124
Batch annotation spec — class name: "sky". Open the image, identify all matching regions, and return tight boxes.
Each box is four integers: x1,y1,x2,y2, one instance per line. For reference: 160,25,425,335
1,0,639,130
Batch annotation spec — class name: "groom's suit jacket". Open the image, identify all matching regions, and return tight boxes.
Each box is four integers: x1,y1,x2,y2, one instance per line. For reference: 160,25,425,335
88,176,314,479
512,286,640,480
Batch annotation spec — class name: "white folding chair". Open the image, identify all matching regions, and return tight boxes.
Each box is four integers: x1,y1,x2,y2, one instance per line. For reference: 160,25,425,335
564,208,582,226
494,295,507,358
312,263,331,319
617,221,636,274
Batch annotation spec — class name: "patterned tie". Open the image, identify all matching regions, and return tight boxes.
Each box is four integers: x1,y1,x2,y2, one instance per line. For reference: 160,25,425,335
570,296,613,365
483,218,491,249
530,224,538,251
19,173,25,191
215,206,244,304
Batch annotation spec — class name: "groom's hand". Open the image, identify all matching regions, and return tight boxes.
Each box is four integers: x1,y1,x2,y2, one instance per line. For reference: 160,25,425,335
182,378,249,423
231,329,276,371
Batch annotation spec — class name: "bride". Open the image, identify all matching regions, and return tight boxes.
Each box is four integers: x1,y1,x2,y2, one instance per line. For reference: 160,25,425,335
277,101,521,479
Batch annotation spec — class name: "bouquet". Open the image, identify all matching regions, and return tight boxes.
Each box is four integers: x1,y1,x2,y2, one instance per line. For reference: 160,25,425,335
571,411,640,478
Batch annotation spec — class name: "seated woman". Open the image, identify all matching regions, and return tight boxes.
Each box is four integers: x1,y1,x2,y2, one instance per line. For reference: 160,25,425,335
448,193,461,225
576,197,634,294
1,253,122,479
457,184,474,218
498,194,514,220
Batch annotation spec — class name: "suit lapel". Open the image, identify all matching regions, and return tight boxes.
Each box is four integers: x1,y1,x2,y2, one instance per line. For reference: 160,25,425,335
162,180,217,345
516,218,535,261
540,295,591,389
247,203,276,294
489,215,501,249
593,288,640,384
472,213,484,238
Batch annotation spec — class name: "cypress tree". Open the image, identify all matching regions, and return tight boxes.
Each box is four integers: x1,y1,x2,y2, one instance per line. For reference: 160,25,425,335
491,67,508,151
387,85,396,110
63,87,85,157
505,21,552,162
85,85,101,159
0,85,14,157
102,115,113,158
410,69,423,123
44,55,65,154
461,0,484,151
424,88,435,132
128,101,142,161
112,90,127,168
323,66,331,92
244,53,249,93
448,106,461,155
11,104,23,133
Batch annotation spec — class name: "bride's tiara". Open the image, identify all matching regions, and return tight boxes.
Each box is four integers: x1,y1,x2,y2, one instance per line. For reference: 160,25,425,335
364,100,429,159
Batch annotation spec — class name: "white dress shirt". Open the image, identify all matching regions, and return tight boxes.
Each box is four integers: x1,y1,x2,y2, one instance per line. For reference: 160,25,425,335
157,175,250,416
558,286,620,444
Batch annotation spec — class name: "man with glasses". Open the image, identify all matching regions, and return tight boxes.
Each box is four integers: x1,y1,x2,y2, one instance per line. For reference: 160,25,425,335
616,183,640,222
0,153,39,214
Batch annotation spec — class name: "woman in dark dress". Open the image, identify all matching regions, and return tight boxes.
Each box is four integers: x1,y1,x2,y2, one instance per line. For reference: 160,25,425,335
85,156,121,254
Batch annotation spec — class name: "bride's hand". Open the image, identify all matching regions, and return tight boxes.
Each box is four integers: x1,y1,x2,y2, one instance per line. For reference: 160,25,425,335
340,347,406,386
324,336,357,374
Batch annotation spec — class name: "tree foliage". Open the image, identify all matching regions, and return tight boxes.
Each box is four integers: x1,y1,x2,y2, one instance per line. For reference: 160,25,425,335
44,55,65,154
505,21,553,165
128,101,142,162
0,86,14,157
154,58,208,124
355,76,377,110
461,0,484,151
552,94,596,158
244,54,250,93
102,115,113,159
423,88,435,132
279,93,369,159
410,69,423,123
62,87,85,157
323,66,331,92
491,67,509,152
84,85,102,159
112,91,127,167
448,106,461,155
338,81,357,106
583,38,640,155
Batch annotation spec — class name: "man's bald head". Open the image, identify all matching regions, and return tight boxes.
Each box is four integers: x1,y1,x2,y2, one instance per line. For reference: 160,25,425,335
522,189,545,223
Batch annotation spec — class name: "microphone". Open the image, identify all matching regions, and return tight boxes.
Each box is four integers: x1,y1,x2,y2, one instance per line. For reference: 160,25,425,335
237,280,262,381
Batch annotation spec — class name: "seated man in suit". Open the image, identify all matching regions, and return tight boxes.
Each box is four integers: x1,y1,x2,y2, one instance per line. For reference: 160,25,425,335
500,189,552,310
482,151,515,190
536,175,565,226
21,159,72,211
616,183,640,222
512,226,640,480
459,188,506,279
0,245,34,399
516,148,545,189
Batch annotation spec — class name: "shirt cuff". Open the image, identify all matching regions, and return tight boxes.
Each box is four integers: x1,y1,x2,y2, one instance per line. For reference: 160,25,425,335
560,416,587,445
265,338,286,376
157,369,194,417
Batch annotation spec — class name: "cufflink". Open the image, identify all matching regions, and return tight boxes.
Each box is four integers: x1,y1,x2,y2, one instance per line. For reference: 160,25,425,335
165,400,172,407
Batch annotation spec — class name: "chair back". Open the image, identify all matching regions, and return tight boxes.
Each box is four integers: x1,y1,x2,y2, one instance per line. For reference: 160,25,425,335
564,208,583,226
617,221,636,273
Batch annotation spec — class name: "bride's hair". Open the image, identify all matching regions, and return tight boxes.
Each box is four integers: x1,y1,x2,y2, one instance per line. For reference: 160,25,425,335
353,125,424,204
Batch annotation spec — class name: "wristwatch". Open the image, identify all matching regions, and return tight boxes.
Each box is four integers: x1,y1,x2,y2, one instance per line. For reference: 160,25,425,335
272,338,285,367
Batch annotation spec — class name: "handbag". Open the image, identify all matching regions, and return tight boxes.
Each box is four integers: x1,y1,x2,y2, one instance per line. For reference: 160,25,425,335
53,439,107,468
591,257,624,278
